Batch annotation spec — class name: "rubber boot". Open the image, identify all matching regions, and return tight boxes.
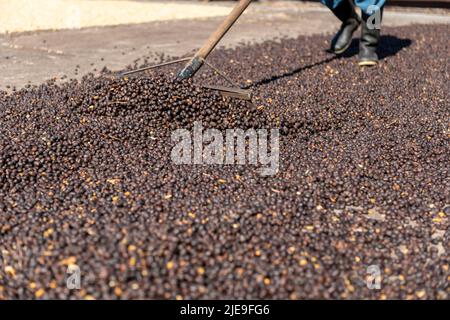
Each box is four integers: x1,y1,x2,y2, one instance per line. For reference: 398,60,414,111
358,9,383,66
330,0,361,54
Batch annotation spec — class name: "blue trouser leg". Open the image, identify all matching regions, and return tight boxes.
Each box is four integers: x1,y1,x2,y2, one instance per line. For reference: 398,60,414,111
320,0,385,15
320,0,344,11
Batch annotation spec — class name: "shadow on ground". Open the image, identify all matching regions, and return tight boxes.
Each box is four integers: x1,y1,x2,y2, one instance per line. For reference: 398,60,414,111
341,35,413,59
248,35,412,88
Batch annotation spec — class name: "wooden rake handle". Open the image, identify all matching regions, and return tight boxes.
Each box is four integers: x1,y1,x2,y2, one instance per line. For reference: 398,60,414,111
177,0,253,80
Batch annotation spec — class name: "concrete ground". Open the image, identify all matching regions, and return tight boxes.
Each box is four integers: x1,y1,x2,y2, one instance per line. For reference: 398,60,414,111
0,1,449,90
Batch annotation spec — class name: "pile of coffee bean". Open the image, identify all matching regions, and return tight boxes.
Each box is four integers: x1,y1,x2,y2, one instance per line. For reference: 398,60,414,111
0,24,448,299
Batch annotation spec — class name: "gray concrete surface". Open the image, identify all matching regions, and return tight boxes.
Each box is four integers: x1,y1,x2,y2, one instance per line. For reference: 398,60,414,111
0,0,232,33
1,1,449,90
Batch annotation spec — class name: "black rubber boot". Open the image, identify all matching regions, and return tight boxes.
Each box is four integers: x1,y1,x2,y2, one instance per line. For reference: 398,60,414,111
358,9,383,66
330,0,361,55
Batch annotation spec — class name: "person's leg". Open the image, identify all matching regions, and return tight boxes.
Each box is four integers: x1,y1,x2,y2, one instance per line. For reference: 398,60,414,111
355,0,385,65
322,0,361,54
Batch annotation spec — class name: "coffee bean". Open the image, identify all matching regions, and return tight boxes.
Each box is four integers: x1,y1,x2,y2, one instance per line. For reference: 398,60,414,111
0,24,448,300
